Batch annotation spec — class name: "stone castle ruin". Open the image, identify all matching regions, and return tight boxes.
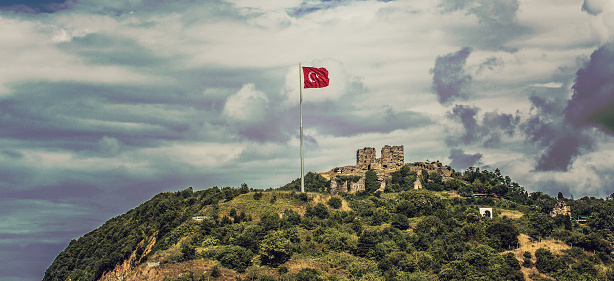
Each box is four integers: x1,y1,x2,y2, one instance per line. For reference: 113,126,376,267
550,200,571,217
356,145,405,170
321,145,454,194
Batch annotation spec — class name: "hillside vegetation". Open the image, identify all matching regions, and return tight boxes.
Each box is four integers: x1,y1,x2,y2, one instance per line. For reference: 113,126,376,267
44,167,614,281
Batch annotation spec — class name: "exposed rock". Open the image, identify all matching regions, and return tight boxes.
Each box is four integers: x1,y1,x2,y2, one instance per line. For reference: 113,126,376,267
550,201,571,217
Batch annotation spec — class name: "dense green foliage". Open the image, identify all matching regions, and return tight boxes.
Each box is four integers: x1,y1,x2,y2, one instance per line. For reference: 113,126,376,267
44,166,614,281
43,186,246,281
278,172,329,193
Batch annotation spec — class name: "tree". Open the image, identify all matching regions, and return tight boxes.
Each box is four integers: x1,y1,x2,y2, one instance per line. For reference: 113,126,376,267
306,203,329,219
429,172,443,184
217,245,254,272
254,191,263,200
535,248,563,274
486,221,519,251
528,211,554,239
501,252,524,281
391,214,410,230
365,170,379,194
278,172,329,193
396,190,445,217
260,230,292,267
355,230,381,258
282,209,301,226
259,213,281,231
181,244,196,261
234,225,265,252
328,197,342,209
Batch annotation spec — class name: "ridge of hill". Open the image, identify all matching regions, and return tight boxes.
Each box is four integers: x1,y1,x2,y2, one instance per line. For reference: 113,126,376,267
44,167,614,281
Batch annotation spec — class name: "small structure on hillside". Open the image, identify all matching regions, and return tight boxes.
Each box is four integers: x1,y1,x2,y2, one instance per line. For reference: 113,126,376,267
192,216,211,221
472,193,499,199
479,207,493,218
550,201,571,217
573,215,587,224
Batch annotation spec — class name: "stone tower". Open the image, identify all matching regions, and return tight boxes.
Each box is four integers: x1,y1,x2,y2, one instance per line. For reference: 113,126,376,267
380,145,404,169
356,145,404,170
356,147,377,170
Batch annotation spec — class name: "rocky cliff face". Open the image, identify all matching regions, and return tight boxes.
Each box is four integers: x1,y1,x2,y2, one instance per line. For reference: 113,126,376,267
329,176,365,194
97,238,156,281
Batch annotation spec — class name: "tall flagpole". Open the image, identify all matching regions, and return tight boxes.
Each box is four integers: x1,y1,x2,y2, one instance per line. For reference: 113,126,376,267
299,63,305,193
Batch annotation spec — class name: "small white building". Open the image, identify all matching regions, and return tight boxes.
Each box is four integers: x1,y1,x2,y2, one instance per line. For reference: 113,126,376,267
479,207,493,218
192,216,210,221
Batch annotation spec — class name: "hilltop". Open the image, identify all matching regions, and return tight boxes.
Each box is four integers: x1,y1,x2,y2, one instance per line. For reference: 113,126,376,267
43,163,614,281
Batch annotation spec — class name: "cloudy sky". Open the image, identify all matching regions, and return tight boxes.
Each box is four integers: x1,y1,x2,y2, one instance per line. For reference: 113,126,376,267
2,0,614,280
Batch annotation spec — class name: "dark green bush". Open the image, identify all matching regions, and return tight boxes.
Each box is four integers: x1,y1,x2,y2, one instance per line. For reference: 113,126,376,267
328,197,342,209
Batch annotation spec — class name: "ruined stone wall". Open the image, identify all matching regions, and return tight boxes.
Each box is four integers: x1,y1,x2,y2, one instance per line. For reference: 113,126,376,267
356,147,377,170
324,145,459,194
330,177,365,195
356,145,404,170
550,201,571,217
409,162,454,182
380,145,404,169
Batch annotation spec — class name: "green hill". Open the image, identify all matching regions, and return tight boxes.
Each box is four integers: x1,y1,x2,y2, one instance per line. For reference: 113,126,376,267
43,167,614,281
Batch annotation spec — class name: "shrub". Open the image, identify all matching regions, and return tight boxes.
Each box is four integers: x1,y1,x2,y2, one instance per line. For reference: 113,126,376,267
278,265,289,275
523,251,532,259
260,230,292,267
217,246,254,273
328,197,342,209
180,244,196,262
295,268,323,281
391,214,410,230
254,191,263,200
210,266,221,278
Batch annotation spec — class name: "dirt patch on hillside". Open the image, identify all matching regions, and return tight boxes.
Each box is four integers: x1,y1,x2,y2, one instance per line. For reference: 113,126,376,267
502,234,570,280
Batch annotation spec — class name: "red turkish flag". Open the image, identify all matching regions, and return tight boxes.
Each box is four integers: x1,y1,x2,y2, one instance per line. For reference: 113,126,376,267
302,67,329,88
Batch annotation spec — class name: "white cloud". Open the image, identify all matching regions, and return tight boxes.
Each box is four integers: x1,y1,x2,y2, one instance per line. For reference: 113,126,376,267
223,83,269,122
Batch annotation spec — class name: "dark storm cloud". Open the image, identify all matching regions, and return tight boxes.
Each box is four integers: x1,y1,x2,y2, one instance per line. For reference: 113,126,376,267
445,104,520,147
535,135,592,171
483,110,519,137
523,96,566,147
448,148,482,170
522,95,595,172
521,44,614,172
446,104,480,144
430,47,473,105
0,0,71,13
567,43,614,134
